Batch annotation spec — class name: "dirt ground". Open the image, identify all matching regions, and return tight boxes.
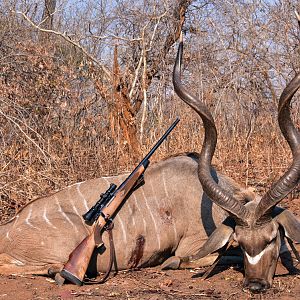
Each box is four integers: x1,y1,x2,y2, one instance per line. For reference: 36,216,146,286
1,266,300,300
1,198,300,300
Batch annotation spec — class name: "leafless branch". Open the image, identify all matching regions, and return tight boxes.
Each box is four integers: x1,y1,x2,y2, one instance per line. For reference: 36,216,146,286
15,10,112,80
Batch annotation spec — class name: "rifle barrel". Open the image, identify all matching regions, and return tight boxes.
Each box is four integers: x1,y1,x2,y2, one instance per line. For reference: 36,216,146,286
117,118,180,191
143,117,180,162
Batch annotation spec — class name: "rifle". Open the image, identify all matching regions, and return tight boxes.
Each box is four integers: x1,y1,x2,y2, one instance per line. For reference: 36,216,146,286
60,118,180,285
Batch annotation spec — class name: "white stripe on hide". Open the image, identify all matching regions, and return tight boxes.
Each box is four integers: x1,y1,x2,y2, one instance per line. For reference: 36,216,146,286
76,183,89,211
55,197,78,232
6,232,12,242
162,170,169,197
161,171,178,242
25,206,40,230
126,202,136,226
140,187,161,250
132,192,147,233
149,179,164,209
43,207,57,229
116,214,127,245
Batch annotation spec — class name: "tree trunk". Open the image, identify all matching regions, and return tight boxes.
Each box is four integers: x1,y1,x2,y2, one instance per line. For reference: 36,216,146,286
39,0,57,41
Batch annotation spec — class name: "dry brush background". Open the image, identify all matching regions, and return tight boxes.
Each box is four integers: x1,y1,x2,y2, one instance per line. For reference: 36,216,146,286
1,0,300,223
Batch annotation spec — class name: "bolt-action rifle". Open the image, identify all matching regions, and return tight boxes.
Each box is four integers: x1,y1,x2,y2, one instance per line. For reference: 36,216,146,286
60,118,180,285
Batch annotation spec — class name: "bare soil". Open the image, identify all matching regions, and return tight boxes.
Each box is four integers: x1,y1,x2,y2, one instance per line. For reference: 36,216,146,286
1,266,300,300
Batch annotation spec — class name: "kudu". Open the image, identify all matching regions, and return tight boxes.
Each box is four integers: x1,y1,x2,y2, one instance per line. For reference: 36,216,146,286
0,153,250,278
173,34,300,292
0,44,299,295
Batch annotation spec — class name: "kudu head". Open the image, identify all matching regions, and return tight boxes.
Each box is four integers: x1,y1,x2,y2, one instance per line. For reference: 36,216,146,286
174,33,300,293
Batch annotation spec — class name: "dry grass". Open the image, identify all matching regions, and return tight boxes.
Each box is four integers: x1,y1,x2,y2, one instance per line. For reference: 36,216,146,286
0,104,296,224
0,42,299,224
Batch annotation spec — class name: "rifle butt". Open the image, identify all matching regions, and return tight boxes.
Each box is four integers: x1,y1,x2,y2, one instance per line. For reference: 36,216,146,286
60,232,97,285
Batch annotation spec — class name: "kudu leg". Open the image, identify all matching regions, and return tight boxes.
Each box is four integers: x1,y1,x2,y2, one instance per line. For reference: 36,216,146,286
161,254,218,270
161,253,243,270
0,253,65,277
277,239,300,275
48,264,66,286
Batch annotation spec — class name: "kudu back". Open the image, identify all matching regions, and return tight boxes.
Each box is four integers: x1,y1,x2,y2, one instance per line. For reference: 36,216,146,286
173,33,300,293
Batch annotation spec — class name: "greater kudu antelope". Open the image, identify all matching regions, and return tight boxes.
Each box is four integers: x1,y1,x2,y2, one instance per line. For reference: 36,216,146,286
0,42,299,296
173,34,300,292
0,153,250,278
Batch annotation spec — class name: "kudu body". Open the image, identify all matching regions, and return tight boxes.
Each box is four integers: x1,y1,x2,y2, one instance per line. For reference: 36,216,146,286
0,154,248,277
173,35,300,292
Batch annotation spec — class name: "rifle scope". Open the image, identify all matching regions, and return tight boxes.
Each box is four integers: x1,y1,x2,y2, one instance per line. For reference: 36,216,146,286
82,183,117,224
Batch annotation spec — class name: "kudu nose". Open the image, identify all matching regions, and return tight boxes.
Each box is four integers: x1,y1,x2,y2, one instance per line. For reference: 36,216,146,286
246,280,268,293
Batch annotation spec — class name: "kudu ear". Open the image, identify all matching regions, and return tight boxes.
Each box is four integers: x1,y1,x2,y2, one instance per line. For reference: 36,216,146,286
187,220,234,262
276,210,300,243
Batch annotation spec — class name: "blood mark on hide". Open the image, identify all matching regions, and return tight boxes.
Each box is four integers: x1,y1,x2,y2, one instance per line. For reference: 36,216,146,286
128,235,145,268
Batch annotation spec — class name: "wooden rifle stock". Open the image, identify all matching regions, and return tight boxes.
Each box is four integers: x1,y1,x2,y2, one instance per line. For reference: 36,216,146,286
60,226,98,285
60,118,179,285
